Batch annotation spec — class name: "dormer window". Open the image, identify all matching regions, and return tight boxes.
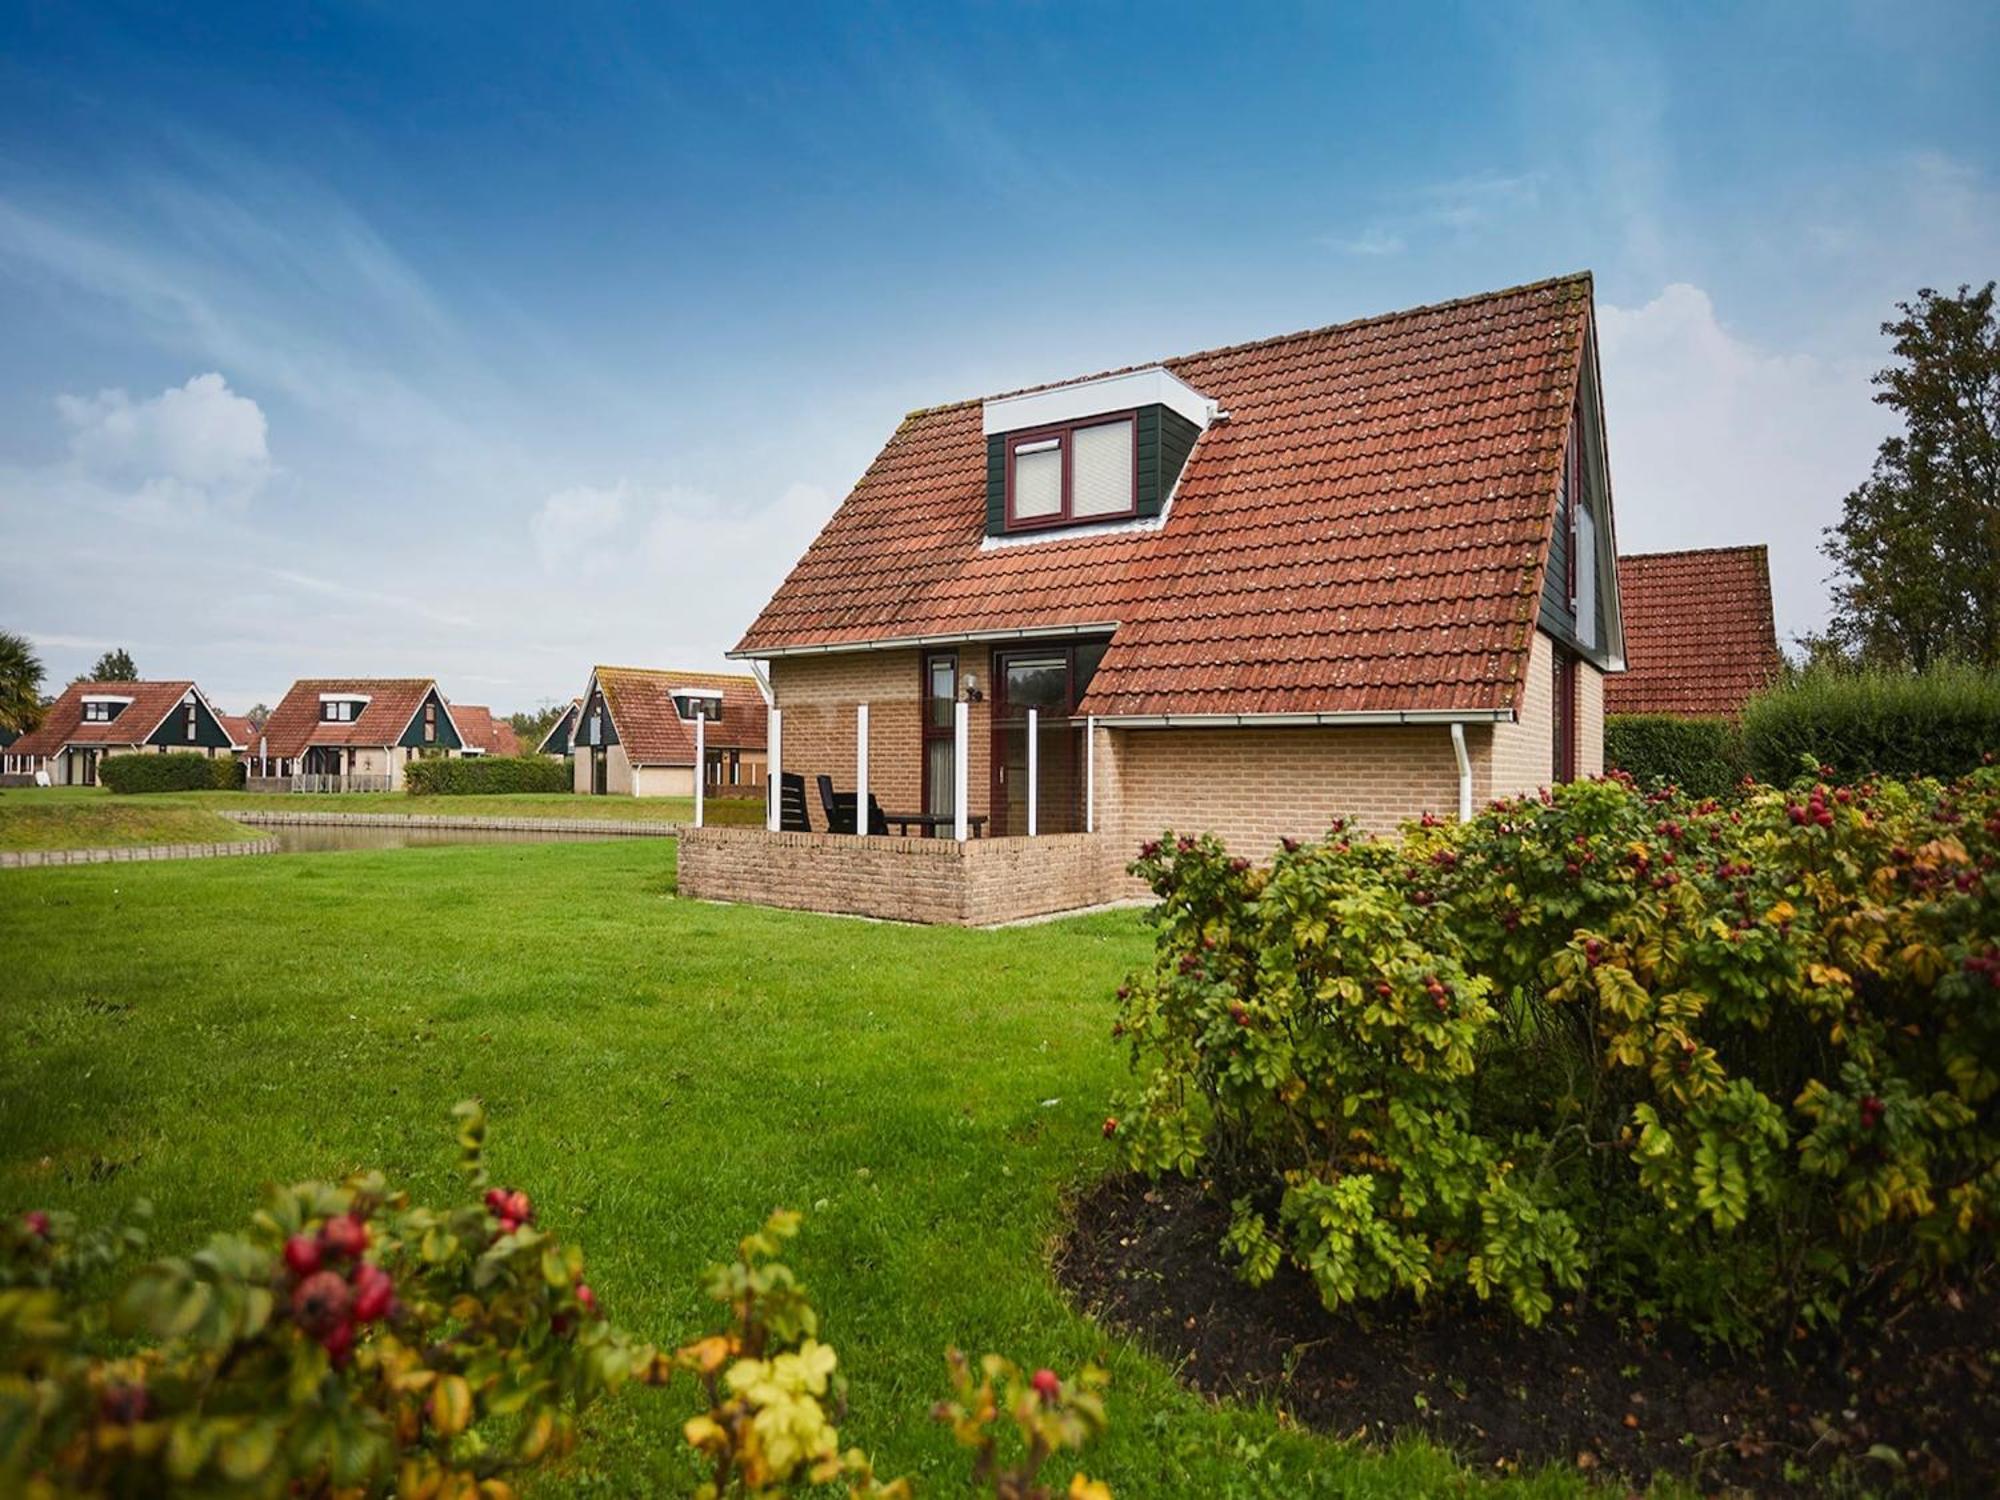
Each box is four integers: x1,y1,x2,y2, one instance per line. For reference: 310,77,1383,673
320,697,366,723
81,695,132,724
1005,415,1136,530
672,690,724,723
983,366,1215,540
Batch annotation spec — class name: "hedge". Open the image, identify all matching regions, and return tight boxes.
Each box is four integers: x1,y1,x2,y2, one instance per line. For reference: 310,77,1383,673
1603,713,1746,797
402,755,571,796
1741,661,2000,784
99,752,244,793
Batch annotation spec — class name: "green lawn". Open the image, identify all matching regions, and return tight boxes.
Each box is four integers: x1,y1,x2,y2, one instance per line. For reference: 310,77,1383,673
0,794,257,851
0,842,1604,1498
0,785,765,843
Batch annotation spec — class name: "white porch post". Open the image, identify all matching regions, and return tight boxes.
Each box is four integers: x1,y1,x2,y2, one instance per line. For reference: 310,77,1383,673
1026,708,1039,837
953,699,969,842
766,706,783,831
693,713,706,829
854,703,869,836
1085,715,1096,832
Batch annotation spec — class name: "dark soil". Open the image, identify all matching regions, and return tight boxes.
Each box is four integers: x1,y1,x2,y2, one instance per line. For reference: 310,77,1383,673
1055,1174,1998,1494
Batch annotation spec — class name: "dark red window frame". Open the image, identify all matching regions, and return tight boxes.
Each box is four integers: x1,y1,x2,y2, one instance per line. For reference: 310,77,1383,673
920,649,958,817
1003,411,1139,532
1552,646,1578,784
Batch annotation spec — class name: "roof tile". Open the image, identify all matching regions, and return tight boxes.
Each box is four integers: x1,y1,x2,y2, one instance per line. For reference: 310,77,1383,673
1607,547,1783,717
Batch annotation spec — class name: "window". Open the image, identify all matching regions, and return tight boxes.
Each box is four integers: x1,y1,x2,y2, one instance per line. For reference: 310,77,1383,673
672,692,723,722
1552,647,1578,784
322,699,358,722
922,651,958,819
185,705,197,741
423,703,436,743
84,701,113,723
1005,413,1136,530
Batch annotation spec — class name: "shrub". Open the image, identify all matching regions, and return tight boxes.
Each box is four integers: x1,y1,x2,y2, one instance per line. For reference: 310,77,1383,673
3,1104,1112,1498
1112,771,2000,1344
1741,661,2000,783
403,755,571,796
99,751,243,794
1604,713,1745,798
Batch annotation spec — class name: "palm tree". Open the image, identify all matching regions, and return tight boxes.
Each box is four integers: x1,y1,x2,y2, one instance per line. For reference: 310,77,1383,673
0,631,46,736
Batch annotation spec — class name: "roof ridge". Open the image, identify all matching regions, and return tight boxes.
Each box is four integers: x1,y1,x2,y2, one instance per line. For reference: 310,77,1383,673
592,664,757,679
905,270,1594,419
1620,543,1769,562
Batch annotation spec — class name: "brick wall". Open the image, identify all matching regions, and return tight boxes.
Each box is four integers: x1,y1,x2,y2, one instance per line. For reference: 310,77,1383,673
1098,723,1464,861
1577,658,1605,778
1485,629,1555,800
678,826,1111,925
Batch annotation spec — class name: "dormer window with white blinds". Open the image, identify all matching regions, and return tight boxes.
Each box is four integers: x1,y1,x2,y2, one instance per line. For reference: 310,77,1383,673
1004,415,1136,530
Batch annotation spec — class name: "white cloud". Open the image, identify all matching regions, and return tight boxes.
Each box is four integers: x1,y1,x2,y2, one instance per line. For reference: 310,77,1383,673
1596,283,1888,646
57,371,270,501
1325,171,1544,257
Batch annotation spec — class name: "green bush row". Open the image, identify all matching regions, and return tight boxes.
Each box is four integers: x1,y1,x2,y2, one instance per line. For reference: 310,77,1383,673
99,751,244,793
403,755,571,796
1114,768,2000,1344
1741,661,2000,783
1604,714,1746,797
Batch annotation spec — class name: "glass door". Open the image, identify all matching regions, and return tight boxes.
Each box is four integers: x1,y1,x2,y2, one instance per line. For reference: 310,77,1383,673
993,650,1090,835
922,651,957,822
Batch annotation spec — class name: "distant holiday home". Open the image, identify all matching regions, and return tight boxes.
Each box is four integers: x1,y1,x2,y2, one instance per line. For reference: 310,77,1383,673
447,704,521,758
535,699,582,757
253,678,465,790
570,667,767,797
1608,546,1784,718
3,680,237,785
681,274,1628,924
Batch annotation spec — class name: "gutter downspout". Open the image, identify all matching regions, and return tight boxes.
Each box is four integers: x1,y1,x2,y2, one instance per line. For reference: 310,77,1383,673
746,660,774,707
1449,723,1472,823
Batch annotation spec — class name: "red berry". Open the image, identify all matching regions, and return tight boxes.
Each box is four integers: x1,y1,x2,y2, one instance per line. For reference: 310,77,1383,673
292,1270,352,1339
283,1234,322,1276
1031,1368,1061,1402
505,1191,532,1225
1859,1095,1885,1128
484,1188,509,1213
352,1264,394,1323
319,1214,368,1261
1376,982,1393,997
322,1318,357,1366
1101,1117,1118,1139
98,1382,150,1424
576,1283,598,1315
21,1210,50,1239
1230,1002,1250,1027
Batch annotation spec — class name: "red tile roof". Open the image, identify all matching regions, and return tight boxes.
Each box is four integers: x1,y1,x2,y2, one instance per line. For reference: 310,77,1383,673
11,681,203,756
259,679,447,759
735,274,1599,717
591,667,766,765
1606,546,1783,717
218,714,256,750
447,704,521,757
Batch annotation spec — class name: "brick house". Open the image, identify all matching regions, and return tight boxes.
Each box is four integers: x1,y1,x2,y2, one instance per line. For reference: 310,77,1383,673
721,275,1625,870
254,678,466,790
569,666,767,797
1607,546,1783,718
3,680,237,785
448,704,522,758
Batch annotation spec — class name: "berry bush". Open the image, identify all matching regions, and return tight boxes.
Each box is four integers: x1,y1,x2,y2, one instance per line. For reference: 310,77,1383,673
3,1107,1112,1498
1110,768,2000,1343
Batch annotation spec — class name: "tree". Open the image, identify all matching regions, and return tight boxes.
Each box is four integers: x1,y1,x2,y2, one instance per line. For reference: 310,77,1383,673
84,647,139,682
509,702,564,750
1821,283,2000,668
0,630,45,736
245,702,271,729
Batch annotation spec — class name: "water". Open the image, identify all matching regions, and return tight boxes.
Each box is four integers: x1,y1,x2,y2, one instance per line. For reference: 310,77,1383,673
266,824,643,853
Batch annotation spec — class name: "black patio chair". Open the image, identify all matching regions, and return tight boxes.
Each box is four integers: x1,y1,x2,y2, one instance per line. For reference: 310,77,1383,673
817,774,889,835
778,772,812,832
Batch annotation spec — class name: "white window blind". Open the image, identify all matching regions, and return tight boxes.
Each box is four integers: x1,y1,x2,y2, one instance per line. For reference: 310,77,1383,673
1012,439,1062,519
1071,418,1133,517
1575,504,1598,649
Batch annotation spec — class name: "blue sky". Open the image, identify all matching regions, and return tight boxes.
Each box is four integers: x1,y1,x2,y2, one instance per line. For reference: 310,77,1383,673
2,2,1996,714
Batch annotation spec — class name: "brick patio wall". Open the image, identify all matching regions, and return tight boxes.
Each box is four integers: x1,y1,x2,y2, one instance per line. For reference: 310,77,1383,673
677,826,1111,925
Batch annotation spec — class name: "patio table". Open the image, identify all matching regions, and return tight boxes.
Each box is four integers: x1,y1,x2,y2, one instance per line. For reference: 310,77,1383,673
882,811,988,838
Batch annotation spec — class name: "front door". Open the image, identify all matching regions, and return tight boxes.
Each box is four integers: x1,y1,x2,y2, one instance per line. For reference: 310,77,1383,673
591,747,608,795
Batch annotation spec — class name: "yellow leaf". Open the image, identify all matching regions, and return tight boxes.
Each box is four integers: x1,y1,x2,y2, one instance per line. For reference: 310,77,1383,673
429,1375,473,1439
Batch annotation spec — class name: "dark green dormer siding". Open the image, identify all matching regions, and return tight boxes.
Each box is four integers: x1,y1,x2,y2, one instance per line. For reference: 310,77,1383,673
575,688,618,749
1540,506,1574,638
398,687,464,750
543,706,575,756
145,695,231,749
984,403,1201,537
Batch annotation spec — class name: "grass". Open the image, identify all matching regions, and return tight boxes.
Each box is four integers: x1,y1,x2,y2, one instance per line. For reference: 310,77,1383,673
0,842,1612,1498
0,793,257,851
0,785,766,845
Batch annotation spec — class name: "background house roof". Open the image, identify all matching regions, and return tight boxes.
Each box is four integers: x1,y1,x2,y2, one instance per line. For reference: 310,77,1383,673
11,680,199,756
218,714,256,750
591,667,766,765
259,679,443,757
734,274,1597,718
1607,546,1784,717
448,704,519,756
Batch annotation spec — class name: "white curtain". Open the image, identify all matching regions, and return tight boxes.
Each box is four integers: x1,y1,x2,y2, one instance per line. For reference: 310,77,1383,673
1071,419,1133,517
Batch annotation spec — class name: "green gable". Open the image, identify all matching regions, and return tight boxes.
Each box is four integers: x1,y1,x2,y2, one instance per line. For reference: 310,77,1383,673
397,687,463,750
145,692,232,750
